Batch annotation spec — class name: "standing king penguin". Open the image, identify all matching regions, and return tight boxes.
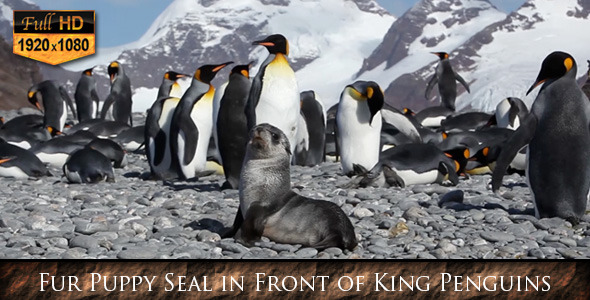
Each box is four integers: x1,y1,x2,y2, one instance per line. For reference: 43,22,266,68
337,81,384,176
101,61,133,126
425,52,470,111
169,62,232,180
28,80,76,132
217,64,252,189
157,71,187,99
245,34,299,154
74,67,100,122
145,96,180,179
297,90,326,166
492,51,590,224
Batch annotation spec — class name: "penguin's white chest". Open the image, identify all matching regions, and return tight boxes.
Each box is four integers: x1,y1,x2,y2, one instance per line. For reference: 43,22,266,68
392,167,441,186
36,152,69,168
179,96,213,178
0,166,29,179
255,57,299,152
337,95,382,174
59,101,67,131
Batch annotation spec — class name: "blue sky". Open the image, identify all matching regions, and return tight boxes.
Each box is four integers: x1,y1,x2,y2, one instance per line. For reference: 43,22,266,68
32,0,526,48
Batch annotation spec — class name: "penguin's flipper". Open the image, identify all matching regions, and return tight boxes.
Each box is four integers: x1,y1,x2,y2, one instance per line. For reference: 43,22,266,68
425,75,438,99
508,100,522,128
491,113,538,192
100,94,115,119
440,161,459,186
153,130,167,166
59,86,77,120
179,120,199,166
91,89,100,118
245,71,263,130
455,72,470,93
383,165,405,188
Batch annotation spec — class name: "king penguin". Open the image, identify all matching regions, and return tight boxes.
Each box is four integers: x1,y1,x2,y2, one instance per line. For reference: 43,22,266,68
145,96,181,179
425,52,470,111
492,51,590,224
100,61,133,126
216,64,251,189
336,81,384,176
494,97,529,130
297,90,326,166
0,139,51,179
169,62,232,180
245,34,299,154
28,80,77,132
157,71,187,99
74,67,100,122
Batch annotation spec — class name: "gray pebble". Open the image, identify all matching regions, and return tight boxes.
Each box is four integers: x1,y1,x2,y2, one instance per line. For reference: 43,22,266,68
117,249,157,259
480,232,515,243
69,236,99,250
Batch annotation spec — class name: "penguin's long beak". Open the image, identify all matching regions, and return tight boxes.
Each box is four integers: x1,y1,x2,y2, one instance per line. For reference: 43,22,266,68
526,79,546,96
213,61,233,73
0,156,15,164
253,40,274,47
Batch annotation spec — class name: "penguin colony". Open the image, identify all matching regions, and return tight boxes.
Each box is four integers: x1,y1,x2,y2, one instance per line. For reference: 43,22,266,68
1,33,589,250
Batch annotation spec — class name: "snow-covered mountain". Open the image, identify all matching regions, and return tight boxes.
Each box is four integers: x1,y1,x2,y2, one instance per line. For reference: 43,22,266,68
62,0,395,112
0,0,37,42
453,0,590,111
356,0,506,111
365,0,590,112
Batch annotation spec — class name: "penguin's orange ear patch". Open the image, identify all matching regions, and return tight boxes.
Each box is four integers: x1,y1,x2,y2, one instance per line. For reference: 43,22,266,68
483,147,489,157
564,57,573,72
366,87,374,99
464,148,470,159
442,132,448,139
194,69,201,81
164,72,170,80
240,70,249,78
454,160,460,172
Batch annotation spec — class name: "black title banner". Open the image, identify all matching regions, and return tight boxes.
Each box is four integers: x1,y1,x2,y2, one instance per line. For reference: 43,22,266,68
13,11,95,34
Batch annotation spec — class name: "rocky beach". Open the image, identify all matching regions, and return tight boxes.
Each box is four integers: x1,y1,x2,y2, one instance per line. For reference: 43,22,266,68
0,111,589,260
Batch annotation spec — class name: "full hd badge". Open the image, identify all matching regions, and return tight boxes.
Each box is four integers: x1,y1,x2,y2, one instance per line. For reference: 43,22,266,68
13,10,95,65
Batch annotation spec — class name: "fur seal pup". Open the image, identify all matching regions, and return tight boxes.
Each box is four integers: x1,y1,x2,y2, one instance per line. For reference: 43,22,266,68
224,123,357,250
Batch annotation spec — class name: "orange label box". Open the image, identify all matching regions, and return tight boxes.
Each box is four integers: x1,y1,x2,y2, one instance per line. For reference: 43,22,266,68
13,10,95,65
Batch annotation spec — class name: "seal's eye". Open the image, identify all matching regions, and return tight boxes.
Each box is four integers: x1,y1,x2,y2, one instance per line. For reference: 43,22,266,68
271,132,279,141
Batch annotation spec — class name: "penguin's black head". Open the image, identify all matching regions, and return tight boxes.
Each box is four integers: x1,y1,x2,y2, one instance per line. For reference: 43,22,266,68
27,85,42,111
83,67,94,76
230,63,252,79
431,52,449,60
402,108,416,116
194,61,233,84
527,51,576,95
445,147,470,175
108,61,121,82
253,34,289,56
164,71,187,82
346,80,384,125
